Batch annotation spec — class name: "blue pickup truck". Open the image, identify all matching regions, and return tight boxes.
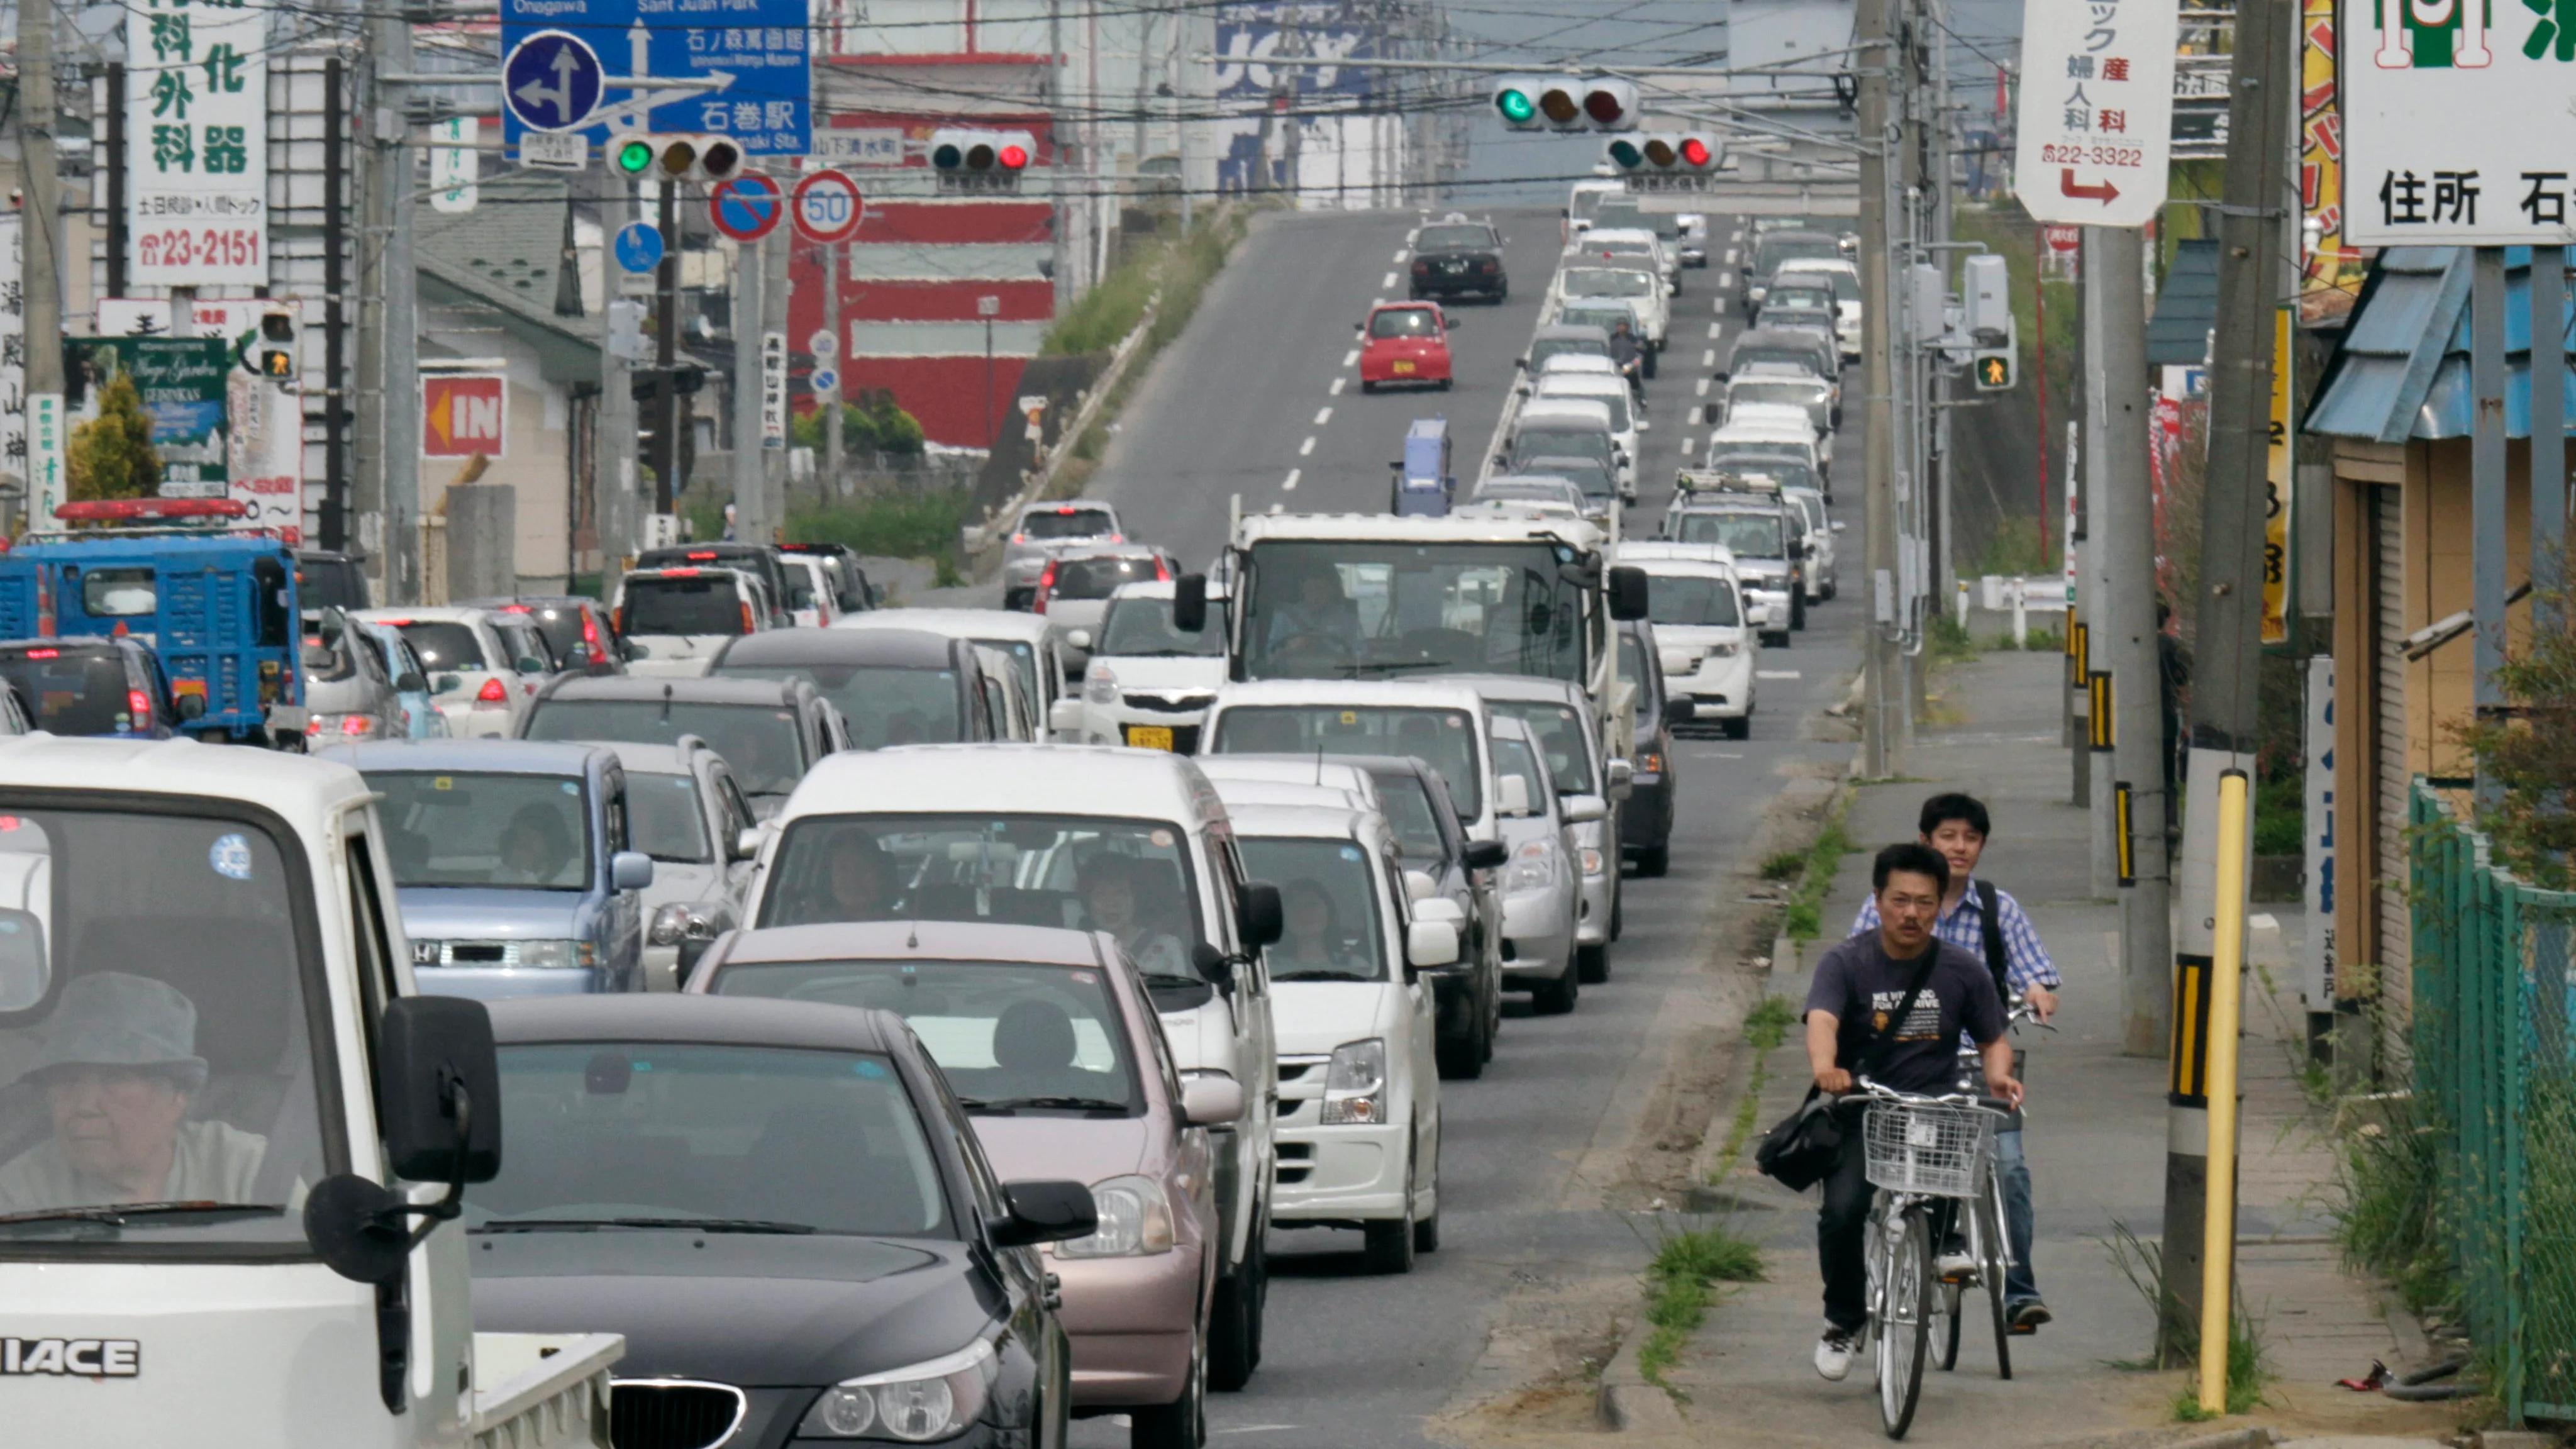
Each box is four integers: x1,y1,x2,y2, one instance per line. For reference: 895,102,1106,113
0,532,308,743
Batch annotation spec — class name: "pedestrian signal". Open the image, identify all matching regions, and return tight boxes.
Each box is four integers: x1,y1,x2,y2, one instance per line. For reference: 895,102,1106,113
1973,350,2016,390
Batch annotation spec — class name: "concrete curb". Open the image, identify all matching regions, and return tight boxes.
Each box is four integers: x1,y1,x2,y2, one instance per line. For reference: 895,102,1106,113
1594,1322,1685,1433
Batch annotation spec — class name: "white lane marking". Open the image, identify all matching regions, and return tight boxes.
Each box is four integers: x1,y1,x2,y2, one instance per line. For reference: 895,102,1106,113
1729,228,1744,240
1757,669,1802,679
1330,377,1346,396
1406,228,1419,242
1725,248,1739,265
1702,348,1718,367
1680,436,1696,456
1343,350,1360,368
1707,321,1723,338
1382,271,1399,289
1299,435,1317,457
1314,406,1333,425
1696,377,1711,397
1393,250,1408,264
1696,750,1746,759
1219,1429,1304,1436
1374,297,1387,308
1269,501,1285,513
1282,469,1301,491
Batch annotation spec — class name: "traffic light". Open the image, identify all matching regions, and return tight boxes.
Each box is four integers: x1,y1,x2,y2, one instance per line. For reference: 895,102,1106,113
928,129,1036,192
604,133,744,183
1973,350,2016,390
258,312,296,379
1605,132,1718,189
1492,76,1638,132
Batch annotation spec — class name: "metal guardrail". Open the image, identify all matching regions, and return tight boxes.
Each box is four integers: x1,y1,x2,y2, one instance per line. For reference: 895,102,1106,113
2408,782,2576,1425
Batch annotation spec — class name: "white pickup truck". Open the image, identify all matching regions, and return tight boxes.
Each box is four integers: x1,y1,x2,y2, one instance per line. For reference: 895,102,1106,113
0,737,619,1446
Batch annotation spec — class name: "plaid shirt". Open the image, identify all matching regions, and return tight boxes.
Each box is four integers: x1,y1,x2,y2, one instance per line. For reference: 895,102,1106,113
1849,875,2061,996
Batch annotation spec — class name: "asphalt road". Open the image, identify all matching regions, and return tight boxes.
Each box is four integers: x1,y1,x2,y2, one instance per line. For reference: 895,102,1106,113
1069,210,1872,1446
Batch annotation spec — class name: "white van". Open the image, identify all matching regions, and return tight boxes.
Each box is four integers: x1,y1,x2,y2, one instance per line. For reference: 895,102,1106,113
1532,372,1646,502
1227,803,1449,1273
607,565,775,680
1199,679,1499,845
1630,554,1760,736
1509,396,1628,508
740,743,1284,1386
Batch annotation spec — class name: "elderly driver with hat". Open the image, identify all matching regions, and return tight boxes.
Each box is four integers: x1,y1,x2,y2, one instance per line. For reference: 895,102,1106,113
0,972,269,1211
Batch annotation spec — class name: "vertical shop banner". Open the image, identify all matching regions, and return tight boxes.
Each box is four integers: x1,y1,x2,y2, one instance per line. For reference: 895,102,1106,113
190,302,304,540
2302,655,2337,1009
2299,0,2362,300
0,219,23,496
65,338,233,496
2263,309,2294,645
126,0,269,285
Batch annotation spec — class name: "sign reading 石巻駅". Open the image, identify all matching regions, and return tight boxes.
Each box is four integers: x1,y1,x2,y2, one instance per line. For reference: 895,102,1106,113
126,0,268,286
499,0,813,159
2010,0,2177,226
2340,0,2576,243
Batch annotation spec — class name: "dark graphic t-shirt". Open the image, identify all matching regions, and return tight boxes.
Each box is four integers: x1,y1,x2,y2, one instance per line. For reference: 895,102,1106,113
1804,931,2007,1094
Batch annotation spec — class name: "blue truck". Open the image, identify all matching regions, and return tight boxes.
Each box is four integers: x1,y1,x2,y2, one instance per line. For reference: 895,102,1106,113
0,532,309,743
1389,415,1456,516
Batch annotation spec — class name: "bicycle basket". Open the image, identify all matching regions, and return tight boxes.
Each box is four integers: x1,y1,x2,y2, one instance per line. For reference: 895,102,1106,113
1862,1101,2001,1198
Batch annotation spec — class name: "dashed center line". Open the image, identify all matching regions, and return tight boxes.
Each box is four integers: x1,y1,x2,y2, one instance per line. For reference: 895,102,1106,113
1299,436,1317,457
1680,436,1696,456
1696,377,1711,397
1343,349,1360,368
1702,348,1718,367
1381,271,1399,289
1330,377,1346,396
1707,321,1723,338
1724,247,1738,265
1392,250,1408,264
1313,406,1333,426
1757,670,1802,679
1282,469,1301,491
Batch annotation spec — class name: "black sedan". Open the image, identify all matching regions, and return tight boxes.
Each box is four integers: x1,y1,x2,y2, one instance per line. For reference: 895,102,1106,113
467,996,1097,1449
1409,214,1509,303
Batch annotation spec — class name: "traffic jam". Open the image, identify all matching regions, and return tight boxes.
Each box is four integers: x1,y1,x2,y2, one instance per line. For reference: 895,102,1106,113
0,197,1846,1449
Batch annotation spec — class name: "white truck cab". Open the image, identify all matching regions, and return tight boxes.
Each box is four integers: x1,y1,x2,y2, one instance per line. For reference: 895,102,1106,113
0,736,617,1446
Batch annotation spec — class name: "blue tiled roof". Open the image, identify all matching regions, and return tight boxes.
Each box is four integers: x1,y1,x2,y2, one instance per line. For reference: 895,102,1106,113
2307,246,2576,443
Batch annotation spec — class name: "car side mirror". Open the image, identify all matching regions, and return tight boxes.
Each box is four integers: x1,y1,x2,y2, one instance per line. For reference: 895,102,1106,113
1406,918,1461,970
305,996,502,1285
176,692,207,722
1636,418,1652,431
1606,757,1635,798
1607,565,1651,622
1048,696,1086,738
1514,356,1529,370
1665,697,1697,726
735,826,766,862
624,642,652,660
1464,838,1510,871
1496,774,1532,817
516,657,548,675
1237,881,1285,948
1191,941,1231,987
433,674,462,694
1561,793,1609,825
395,672,426,694
611,850,655,891
1067,628,1092,651
1833,519,1848,533
989,1179,1101,1248
1171,573,1209,635
1180,1072,1246,1126
1402,868,1438,902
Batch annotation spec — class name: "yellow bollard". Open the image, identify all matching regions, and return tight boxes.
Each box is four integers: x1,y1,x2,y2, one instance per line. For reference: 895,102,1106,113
2198,769,2251,1414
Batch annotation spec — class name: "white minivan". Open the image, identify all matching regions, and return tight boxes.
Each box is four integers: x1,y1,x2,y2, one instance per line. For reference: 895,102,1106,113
608,565,775,679
740,743,1285,1388
1507,396,1628,509
1630,553,1760,738
1228,802,1450,1273
1532,372,1645,503
354,605,552,737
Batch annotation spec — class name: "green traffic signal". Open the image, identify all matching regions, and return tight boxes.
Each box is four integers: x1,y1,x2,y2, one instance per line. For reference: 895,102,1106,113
1607,138,1642,168
1496,87,1535,123
614,138,654,175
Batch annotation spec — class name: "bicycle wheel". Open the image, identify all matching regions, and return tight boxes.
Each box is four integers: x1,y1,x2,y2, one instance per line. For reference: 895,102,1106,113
1936,1280,1962,1371
1877,1209,1933,1438
1979,1179,2013,1380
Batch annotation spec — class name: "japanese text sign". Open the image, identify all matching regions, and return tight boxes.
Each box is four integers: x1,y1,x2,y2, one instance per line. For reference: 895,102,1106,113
2340,0,2576,243
499,0,813,157
2012,0,2178,226
126,0,268,286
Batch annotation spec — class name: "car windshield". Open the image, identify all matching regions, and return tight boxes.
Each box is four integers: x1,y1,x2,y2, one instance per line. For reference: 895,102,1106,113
708,959,1143,1115
1526,458,1616,500
620,577,747,638
1675,511,1787,559
467,1041,951,1238
1489,733,1546,808
1558,304,1633,334
0,649,135,735
1777,268,1860,302
1732,345,1825,375
1238,540,1587,687
1564,268,1652,298
1765,286,1834,311
392,621,489,673
1646,573,1744,627
1731,380,1823,413
1369,309,1441,339
1538,387,1629,430
370,772,594,890
297,558,369,611
1511,427,1611,468
1213,706,1482,818
1099,596,1229,657
714,663,964,750
1530,336,1609,368
1416,225,1493,250
1238,836,1386,982
1757,236,1841,272
760,814,1206,972
628,771,711,863
1051,555,1163,601
1368,772,1449,862
526,699,806,798
1018,508,1114,541
513,608,590,667
968,637,1043,706
1713,438,1812,467
1487,701,1595,794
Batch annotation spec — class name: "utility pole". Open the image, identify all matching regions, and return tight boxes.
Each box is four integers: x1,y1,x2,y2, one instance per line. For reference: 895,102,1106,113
2084,237,2119,896
652,180,680,514
1858,0,1900,777
763,197,792,528
595,172,638,574
730,231,767,541
362,14,423,601
17,0,64,525
821,240,843,492
323,57,350,552
2162,0,2296,1364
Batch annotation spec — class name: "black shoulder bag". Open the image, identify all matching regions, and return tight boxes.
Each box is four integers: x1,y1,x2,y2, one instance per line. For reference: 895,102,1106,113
1753,949,1943,1192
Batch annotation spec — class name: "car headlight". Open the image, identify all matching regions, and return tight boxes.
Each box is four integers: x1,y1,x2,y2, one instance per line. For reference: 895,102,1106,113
648,903,694,946
515,939,593,970
1321,1038,1387,1125
1580,847,1606,878
799,1339,996,1441
1504,839,1555,894
1084,662,1118,706
1052,1174,1175,1258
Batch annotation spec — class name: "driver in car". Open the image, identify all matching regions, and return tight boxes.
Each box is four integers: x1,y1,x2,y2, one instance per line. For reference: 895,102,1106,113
0,972,268,1211
1262,565,1360,654
1267,880,1367,979
1078,857,1189,977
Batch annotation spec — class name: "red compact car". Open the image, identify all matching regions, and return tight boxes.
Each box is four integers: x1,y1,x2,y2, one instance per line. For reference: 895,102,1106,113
1358,302,1453,392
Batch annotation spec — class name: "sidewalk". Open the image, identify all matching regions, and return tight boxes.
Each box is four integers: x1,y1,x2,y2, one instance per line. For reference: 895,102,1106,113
1637,649,2459,1448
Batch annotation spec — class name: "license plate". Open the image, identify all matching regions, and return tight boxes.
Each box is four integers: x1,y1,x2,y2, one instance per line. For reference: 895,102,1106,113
1393,361,1415,374
1125,724,1175,751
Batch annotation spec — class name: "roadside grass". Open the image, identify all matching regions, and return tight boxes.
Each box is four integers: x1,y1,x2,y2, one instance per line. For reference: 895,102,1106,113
2102,1219,2276,1418
1782,797,1858,941
1928,613,1979,662
783,489,979,588
1709,995,1799,1179
1635,1222,1766,1389
1758,849,1804,880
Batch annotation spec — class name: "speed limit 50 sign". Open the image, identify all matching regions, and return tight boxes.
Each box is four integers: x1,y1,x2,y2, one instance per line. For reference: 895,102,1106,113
793,169,865,243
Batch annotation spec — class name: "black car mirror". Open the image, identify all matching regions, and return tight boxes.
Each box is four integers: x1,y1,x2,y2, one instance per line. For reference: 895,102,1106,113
1172,573,1209,635
1192,941,1231,985
991,1179,1100,1247
1607,564,1652,622
1463,838,1510,871
1665,697,1697,726
306,996,502,1285
1236,881,1285,948
394,672,426,694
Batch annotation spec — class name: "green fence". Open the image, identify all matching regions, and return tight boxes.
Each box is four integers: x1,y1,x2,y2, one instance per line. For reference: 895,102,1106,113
2409,784,2576,1424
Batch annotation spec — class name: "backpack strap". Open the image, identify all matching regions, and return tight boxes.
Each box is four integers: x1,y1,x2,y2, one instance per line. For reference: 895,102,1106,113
1974,879,2011,1002
1848,947,1943,1081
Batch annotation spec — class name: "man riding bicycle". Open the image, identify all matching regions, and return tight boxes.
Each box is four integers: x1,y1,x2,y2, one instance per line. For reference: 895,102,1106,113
1851,793,2061,1332
1806,841,2019,1382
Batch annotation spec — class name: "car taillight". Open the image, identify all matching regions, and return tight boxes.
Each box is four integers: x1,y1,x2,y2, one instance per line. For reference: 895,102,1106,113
305,716,325,736
1477,258,1497,271
477,677,508,703
1106,534,1123,543
23,648,57,660
1011,533,1028,545
127,689,150,719
740,602,755,635
343,714,375,735
581,609,601,648
1035,560,1057,614
1412,260,1430,274
1155,558,1170,581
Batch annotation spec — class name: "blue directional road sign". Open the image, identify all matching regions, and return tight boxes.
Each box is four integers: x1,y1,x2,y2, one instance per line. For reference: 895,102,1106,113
503,30,604,131
614,221,665,274
499,0,813,157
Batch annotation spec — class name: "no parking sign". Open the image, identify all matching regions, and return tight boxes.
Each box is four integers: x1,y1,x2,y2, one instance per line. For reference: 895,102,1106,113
793,169,865,243
709,174,785,243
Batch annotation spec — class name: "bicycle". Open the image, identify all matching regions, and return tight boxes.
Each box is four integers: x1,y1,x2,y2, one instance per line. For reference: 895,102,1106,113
1933,995,2048,1377
1848,1077,2014,1438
